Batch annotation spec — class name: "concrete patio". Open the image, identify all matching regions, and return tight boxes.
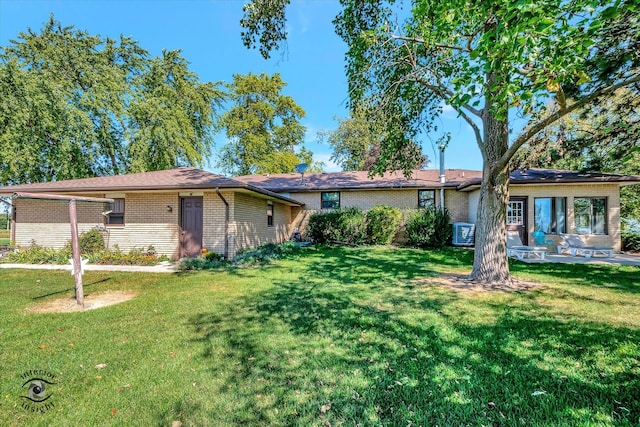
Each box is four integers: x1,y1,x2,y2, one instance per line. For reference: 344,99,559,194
517,252,640,267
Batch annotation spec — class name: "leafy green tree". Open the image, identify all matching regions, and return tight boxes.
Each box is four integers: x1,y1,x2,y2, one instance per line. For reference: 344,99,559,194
319,106,427,171
318,108,374,171
128,49,223,172
241,0,640,284
514,88,640,219
0,17,223,185
217,72,310,176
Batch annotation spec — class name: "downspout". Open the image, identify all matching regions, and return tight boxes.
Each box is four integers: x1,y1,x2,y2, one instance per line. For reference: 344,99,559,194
439,144,446,210
215,188,230,260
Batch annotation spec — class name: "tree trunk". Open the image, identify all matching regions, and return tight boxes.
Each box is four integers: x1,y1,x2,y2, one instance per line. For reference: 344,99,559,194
469,71,512,284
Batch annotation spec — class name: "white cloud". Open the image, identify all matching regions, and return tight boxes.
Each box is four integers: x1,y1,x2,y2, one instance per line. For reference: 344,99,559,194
313,153,341,172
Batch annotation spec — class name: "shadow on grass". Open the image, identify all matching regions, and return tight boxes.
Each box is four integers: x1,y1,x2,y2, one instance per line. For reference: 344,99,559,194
511,261,640,293
32,278,112,300
174,247,640,425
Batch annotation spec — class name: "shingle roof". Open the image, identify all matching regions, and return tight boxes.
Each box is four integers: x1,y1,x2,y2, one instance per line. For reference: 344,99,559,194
234,169,483,192
2,167,638,198
0,167,302,205
456,168,640,190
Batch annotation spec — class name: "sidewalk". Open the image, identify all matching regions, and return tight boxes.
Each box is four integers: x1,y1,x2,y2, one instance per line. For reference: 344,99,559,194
0,261,178,273
518,252,640,267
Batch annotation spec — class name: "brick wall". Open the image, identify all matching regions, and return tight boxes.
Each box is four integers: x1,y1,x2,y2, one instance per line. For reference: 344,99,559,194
444,189,468,223
289,188,443,211
231,192,291,255
14,193,182,258
510,183,622,251
203,191,230,257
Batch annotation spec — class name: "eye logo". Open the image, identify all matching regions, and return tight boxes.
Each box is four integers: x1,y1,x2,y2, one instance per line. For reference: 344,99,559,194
20,370,57,413
23,378,54,402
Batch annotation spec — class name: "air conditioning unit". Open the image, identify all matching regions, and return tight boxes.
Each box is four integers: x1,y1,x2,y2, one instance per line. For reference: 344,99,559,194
452,222,475,246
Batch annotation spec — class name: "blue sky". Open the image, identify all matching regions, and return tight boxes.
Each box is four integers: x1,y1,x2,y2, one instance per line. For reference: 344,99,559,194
0,0,484,174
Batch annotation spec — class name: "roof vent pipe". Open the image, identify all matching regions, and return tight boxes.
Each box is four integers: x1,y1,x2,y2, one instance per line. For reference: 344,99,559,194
439,144,446,211
439,144,446,184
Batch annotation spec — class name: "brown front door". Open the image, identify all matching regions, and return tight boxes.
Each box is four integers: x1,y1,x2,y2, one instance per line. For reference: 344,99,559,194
507,197,528,245
181,197,203,258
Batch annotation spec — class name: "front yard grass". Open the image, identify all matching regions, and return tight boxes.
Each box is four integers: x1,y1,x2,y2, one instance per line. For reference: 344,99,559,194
1,246,638,426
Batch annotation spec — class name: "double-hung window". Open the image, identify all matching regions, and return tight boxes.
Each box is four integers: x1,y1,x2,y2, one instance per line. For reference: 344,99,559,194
418,190,435,208
534,197,566,234
267,202,274,227
321,192,340,209
105,198,125,225
574,197,607,235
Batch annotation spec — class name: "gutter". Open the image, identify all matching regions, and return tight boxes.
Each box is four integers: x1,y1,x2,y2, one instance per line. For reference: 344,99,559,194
215,187,230,260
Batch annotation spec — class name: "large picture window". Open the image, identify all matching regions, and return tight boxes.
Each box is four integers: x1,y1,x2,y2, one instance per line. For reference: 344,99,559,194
105,198,125,225
574,197,607,235
321,192,340,209
534,197,566,234
418,190,435,208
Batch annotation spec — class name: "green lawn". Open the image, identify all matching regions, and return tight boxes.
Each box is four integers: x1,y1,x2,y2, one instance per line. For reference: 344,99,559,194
1,246,639,426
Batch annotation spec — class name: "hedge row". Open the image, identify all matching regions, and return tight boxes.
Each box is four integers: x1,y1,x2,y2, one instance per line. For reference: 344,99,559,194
307,206,451,248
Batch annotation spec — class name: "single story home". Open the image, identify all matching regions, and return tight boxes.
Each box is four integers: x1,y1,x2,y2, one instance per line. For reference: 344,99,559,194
1,167,638,258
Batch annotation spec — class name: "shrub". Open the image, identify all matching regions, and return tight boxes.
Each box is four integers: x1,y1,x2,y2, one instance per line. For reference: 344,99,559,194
307,211,334,244
62,229,105,255
1,241,71,264
91,246,159,265
366,205,402,245
80,229,105,254
233,240,301,267
179,257,226,271
307,207,367,246
621,218,640,252
205,251,224,262
405,207,452,248
622,230,640,252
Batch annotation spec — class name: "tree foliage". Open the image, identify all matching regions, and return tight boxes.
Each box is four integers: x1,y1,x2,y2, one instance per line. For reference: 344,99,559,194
217,72,310,176
0,17,223,185
240,0,640,284
514,88,640,219
241,0,291,60
319,106,427,171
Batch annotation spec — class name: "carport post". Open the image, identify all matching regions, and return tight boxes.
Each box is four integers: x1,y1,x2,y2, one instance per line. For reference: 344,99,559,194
69,199,84,307
13,192,113,307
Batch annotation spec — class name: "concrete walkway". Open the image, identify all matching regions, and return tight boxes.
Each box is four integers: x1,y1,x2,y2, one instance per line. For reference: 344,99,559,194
518,252,640,267
0,261,178,273
1,253,638,273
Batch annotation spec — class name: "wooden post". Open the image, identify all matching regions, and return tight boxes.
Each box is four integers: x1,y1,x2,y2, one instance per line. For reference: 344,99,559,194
69,199,84,307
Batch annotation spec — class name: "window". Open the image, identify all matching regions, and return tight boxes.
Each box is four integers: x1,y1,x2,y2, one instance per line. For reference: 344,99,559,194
105,199,125,225
574,197,607,235
534,197,566,234
321,192,340,209
267,202,274,227
507,200,524,225
418,190,435,208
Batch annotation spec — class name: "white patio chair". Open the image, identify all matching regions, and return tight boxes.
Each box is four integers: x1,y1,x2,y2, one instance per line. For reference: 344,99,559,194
506,230,548,260
557,234,614,258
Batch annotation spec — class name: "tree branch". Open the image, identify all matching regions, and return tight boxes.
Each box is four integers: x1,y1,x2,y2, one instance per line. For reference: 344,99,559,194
497,74,640,172
389,34,471,53
412,77,484,149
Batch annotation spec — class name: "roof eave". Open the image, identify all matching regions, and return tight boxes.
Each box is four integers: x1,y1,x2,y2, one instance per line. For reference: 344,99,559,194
1,184,304,206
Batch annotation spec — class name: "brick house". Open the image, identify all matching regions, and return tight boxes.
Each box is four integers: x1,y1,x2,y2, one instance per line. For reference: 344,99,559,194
1,167,639,258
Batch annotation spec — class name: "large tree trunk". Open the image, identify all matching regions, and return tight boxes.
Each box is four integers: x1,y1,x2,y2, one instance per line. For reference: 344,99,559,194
469,71,512,284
